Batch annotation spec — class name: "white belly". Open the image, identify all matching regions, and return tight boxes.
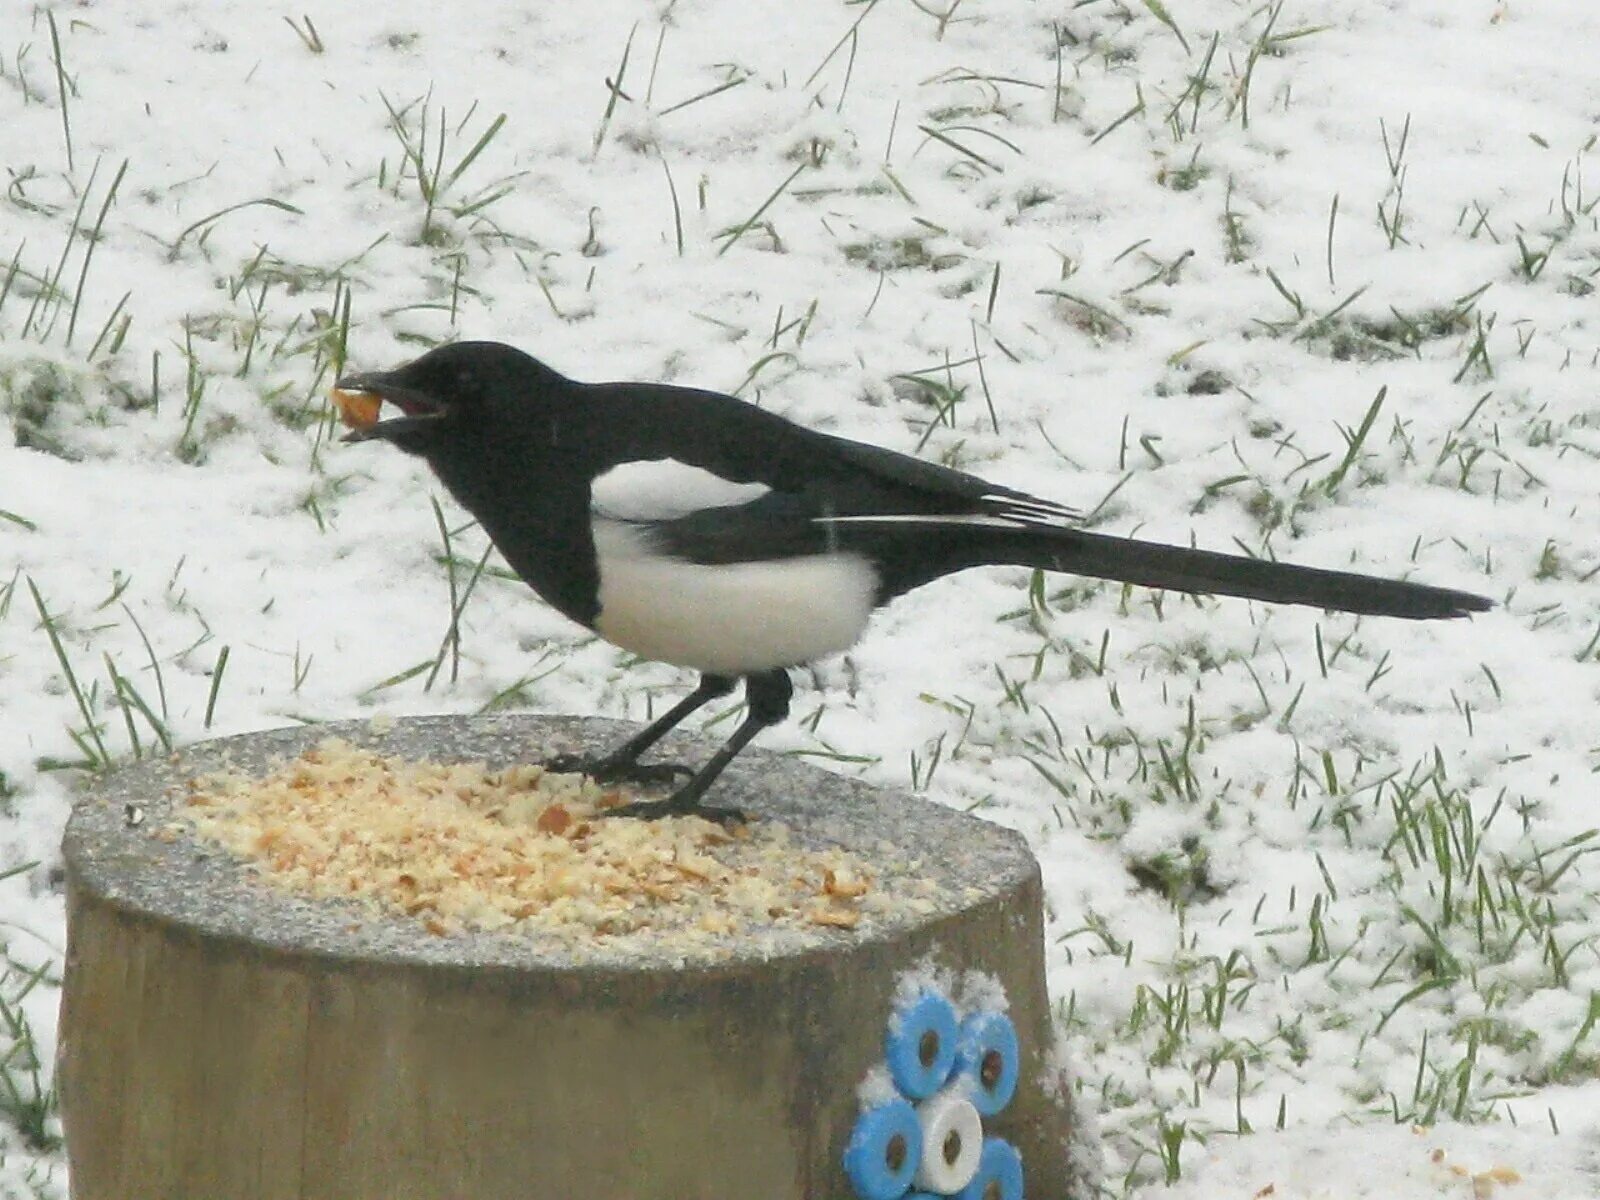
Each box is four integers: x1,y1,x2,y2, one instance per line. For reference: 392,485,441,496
591,520,878,674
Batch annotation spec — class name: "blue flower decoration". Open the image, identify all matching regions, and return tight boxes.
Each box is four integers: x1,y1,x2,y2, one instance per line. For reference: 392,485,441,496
844,975,1025,1199
954,1011,1020,1117
885,989,959,1099
844,1098,923,1200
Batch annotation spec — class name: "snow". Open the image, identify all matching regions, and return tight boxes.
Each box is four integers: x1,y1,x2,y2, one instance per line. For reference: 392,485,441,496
3,0,1598,1196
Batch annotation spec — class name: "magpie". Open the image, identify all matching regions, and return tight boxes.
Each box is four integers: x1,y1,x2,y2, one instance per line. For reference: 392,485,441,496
333,341,1492,822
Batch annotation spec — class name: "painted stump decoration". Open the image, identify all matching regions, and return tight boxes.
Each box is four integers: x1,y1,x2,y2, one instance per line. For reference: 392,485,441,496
59,714,1081,1198
846,972,1029,1200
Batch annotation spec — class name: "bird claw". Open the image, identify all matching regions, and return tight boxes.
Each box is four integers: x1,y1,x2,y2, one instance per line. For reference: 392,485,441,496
603,796,749,827
543,754,745,823
542,754,695,788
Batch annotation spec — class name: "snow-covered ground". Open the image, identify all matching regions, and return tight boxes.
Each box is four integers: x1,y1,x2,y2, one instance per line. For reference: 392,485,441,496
3,0,1598,1195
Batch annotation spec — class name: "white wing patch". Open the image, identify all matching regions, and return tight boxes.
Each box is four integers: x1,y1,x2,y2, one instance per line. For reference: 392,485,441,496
812,490,1078,531
985,493,1079,522
591,458,771,522
812,513,1035,530
812,491,1078,531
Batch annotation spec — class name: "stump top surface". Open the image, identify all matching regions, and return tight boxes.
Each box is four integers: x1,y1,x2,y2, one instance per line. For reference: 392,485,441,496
65,715,1037,974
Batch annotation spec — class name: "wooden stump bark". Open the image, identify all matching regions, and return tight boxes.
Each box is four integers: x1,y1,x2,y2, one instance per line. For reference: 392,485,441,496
59,714,1083,1199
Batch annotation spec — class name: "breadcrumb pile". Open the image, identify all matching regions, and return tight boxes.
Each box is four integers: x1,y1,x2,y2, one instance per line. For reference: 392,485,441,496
179,739,922,945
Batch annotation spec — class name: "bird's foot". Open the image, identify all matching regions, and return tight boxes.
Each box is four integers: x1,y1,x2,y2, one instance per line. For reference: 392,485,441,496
603,794,749,827
541,753,695,788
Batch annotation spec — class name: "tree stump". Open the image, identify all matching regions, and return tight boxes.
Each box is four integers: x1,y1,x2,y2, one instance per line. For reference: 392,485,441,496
59,714,1082,1199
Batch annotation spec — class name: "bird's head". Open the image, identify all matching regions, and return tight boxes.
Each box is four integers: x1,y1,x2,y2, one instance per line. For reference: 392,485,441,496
331,341,552,456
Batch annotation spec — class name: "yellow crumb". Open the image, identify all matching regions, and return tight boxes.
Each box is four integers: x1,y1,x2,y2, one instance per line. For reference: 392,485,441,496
179,739,905,949
330,387,381,430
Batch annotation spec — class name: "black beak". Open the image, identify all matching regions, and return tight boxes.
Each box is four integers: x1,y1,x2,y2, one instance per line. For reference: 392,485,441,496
332,371,447,443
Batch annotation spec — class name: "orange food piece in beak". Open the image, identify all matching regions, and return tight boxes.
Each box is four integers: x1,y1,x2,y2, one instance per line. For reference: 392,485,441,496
330,387,381,430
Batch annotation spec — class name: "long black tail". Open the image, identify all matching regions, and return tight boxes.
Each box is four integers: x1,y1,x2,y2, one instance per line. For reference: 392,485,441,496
1001,526,1492,620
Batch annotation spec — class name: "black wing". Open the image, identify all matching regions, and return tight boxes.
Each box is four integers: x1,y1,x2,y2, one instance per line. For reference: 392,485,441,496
581,380,1079,598
579,380,1491,618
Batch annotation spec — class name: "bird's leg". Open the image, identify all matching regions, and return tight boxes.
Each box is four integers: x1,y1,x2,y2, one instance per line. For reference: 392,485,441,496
543,673,735,785
606,670,793,824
